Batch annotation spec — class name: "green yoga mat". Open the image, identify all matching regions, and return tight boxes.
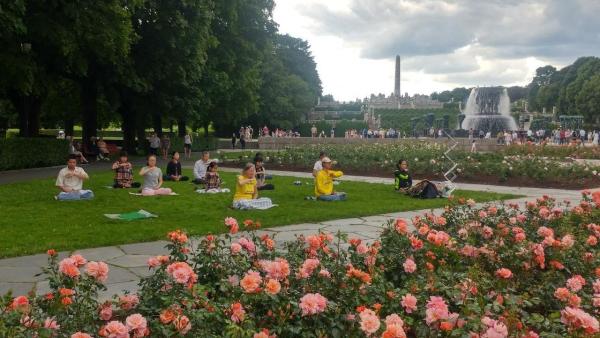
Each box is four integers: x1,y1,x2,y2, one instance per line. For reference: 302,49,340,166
104,209,157,221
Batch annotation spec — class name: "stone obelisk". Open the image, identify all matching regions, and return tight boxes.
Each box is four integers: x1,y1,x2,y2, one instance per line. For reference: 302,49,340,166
394,55,401,98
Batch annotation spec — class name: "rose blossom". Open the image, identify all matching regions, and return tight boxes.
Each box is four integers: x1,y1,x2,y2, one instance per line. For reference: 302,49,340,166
166,262,197,285
385,313,404,327
299,293,328,316
560,307,599,334
495,268,513,279
230,302,245,323
298,258,320,278
425,296,449,325
359,309,381,335
103,321,129,338
99,303,113,321
230,243,242,255
126,313,148,336
86,261,109,282
401,294,418,313
240,270,262,293
566,275,586,292
43,317,60,330
265,279,281,295
173,315,191,335
224,217,239,234
119,294,139,310
59,258,80,278
71,333,93,338
11,296,29,312
259,258,290,281
403,258,417,273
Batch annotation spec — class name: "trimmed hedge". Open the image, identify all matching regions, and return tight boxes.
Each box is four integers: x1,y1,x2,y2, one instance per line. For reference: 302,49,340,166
299,120,368,137
162,136,219,153
0,138,70,171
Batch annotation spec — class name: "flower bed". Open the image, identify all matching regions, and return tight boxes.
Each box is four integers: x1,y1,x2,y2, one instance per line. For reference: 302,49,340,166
2,193,600,337
231,143,600,189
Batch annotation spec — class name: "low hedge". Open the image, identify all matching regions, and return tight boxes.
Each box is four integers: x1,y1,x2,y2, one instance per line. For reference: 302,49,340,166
0,138,69,171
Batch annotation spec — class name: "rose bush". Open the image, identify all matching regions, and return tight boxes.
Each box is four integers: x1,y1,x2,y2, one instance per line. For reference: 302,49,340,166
1,194,599,337
228,143,600,187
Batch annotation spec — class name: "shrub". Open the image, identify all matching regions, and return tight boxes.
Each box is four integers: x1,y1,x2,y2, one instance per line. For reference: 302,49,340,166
0,138,69,171
1,194,599,337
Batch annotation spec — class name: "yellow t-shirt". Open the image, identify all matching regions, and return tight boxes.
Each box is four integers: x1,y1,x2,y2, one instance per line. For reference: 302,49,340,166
234,175,256,201
315,169,343,197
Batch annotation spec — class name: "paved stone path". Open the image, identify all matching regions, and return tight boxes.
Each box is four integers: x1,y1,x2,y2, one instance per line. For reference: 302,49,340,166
0,168,584,300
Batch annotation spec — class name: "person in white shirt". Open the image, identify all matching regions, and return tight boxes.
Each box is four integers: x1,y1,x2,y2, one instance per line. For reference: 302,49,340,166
193,151,213,184
55,155,94,200
312,151,327,177
148,133,161,155
184,132,193,159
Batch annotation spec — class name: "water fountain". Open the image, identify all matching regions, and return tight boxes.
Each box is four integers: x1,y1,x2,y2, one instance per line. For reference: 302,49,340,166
461,87,517,133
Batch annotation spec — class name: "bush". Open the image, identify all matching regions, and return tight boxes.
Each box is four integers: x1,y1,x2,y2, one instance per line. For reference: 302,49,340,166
1,195,600,337
0,138,69,171
298,120,368,137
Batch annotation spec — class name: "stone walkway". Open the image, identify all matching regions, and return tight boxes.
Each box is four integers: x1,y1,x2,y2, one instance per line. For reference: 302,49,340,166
0,169,584,300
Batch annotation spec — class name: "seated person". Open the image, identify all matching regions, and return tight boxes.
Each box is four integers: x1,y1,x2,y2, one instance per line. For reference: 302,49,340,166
314,157,346,201
68,137,88,164
164,151,189,181
112,151,141,188
395,159,442,199
197,162,230,193
87,137,100,159
254,156,274,190
96,137,110,161
394,159,412,191
55,155,94,200
193,151,212,184
139,155,173,196
232,163,274,210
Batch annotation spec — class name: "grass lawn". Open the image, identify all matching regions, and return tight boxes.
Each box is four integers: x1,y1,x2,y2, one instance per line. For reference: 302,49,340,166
0,170,517,258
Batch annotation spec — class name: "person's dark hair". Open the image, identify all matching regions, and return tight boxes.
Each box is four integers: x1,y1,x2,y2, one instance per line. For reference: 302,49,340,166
147,154,156,166
319,151,326,157
67,154,78,161
202,150,210,156
208,161,218,171
119,150,128,158
171,151,179,158
397,159,408,169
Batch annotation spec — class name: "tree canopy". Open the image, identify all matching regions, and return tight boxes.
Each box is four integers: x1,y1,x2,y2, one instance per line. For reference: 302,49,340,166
0,0,321,148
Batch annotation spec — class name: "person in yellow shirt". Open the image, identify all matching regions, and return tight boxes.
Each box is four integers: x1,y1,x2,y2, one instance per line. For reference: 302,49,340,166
314,157,346,201
232,163,275,210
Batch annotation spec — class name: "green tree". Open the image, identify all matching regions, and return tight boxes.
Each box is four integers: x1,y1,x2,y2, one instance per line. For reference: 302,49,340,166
576,74,600,124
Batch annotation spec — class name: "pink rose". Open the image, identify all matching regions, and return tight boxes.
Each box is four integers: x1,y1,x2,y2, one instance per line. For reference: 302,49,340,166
299,293,328,316
85,261,109,282
401,293,418,313
403,258,417,273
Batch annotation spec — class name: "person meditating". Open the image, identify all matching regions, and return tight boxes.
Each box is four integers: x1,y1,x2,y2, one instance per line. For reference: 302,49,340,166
314,157,346,201
254,155,274,190
394,159,412,192
112,151,140,188
193,151,212,184
197,162,230,193
139,155,173,196
232,163,274,210
164,151,189,181
394,159,442,199
55,155,94,200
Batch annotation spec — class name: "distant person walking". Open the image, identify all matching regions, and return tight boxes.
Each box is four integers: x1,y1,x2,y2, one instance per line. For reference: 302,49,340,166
161,134,171,160
184,132,193,159
231,133,237,149
311,125,317,138
148,133,161,156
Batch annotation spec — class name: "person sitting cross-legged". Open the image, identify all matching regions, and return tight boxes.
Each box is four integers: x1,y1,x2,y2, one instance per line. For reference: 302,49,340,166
192,151,212,184
196,162,231,194
254,155,274,190
163,151,189,182
55,155,94,200
232,163,274,210
112,151,141,188
139,155,173,196
314,157,346,201
394,159,412,192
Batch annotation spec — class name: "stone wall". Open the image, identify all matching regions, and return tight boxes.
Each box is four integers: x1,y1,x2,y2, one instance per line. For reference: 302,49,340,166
257,137,505,152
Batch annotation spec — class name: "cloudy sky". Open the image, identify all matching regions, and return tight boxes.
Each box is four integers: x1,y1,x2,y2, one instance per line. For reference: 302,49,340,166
273,0,600,101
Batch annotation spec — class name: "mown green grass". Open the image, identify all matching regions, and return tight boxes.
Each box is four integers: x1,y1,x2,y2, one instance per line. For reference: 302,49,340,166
0,170,517,258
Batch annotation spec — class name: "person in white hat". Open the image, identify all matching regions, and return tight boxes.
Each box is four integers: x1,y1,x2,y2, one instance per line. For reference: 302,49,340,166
314,157,346,201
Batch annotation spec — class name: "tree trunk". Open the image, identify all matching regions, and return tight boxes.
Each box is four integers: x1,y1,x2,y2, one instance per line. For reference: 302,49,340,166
65,118,74,136
203,122,209,138
153,113,162,137
26,97,41,137
178,119,186,137
136,112,147,154
119,98,137,154
81,76,98,150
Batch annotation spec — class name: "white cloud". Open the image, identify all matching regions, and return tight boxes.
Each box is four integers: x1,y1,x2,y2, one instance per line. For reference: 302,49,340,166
273,0,598,101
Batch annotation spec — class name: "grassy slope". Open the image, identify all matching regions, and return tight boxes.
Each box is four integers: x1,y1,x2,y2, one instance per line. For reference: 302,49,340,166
0,170,515,258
